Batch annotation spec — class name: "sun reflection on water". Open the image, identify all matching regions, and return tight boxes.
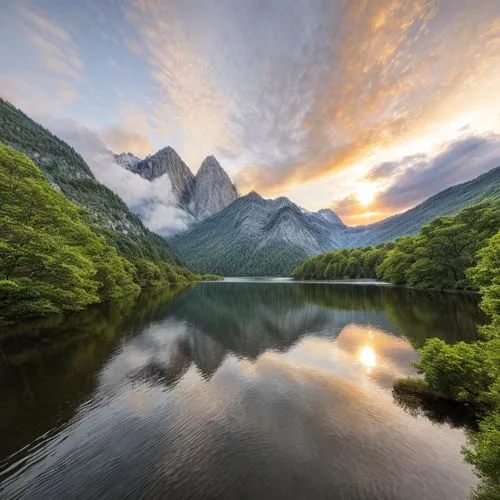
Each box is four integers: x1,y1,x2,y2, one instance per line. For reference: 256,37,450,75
358,345,376,371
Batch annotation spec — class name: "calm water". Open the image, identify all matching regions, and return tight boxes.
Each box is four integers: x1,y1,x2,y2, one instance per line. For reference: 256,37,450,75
0,281,485,499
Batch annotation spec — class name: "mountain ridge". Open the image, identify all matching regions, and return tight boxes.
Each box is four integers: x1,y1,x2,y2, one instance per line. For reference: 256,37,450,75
173,165,500,276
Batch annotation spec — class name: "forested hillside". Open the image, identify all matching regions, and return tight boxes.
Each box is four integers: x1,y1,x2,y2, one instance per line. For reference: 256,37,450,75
293,202,500,290
394,226,500,500
0,98,178,265
172,192,348,276
0,144,199,321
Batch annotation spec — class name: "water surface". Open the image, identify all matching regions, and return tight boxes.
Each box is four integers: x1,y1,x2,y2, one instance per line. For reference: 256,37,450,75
0,282,484,499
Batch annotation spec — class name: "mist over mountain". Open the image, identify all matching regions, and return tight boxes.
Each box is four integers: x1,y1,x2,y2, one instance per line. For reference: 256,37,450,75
114,152,141,171
111,146,238,231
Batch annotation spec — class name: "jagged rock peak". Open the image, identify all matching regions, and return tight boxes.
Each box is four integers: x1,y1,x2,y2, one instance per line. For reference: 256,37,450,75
193,155,237,218
114,152,141,171
245,190,264,201
135,146,195,206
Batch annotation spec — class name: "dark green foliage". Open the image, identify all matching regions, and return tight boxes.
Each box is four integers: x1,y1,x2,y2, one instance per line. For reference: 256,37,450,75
294,203,499,290
0,144,139,319
393,228,500,499
0,145,201,321
292,243,391,280
415,338,497,409
464,412,500,500
0,98,179,267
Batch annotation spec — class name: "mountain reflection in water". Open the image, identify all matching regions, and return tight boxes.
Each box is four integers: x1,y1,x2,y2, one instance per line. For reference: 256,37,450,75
0,282,484,500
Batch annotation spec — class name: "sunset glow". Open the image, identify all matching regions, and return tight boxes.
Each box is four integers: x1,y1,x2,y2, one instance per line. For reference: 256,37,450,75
355,183,377,206
1,1,500,223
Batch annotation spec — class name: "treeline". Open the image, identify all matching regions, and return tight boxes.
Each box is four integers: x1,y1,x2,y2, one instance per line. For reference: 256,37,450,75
0,145,206,322
292,244,391,281
293,202,500,290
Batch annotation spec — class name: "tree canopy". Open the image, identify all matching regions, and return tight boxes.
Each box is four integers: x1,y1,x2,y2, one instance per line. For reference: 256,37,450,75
0,144,199,321
293,202,500,291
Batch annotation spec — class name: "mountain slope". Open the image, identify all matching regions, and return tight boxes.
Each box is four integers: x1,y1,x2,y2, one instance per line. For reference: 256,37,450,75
173,165,500,276
0,98,178,264
346,166,500,247
172,192,347,276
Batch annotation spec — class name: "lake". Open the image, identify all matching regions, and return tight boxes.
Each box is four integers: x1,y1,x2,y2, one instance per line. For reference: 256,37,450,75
0,280,485,499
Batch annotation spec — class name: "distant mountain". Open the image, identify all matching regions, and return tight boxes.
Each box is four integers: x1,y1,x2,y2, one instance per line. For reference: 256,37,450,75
172,191,347,276
0,98,179,264
114,152,141,171
345,166,500,247
192,155,238,218
172,166,500,276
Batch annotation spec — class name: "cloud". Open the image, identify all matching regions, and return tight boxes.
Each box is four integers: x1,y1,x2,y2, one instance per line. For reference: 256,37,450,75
125,0,500,195
101,125,153,158
21,5,83,83
41,117,191,235
18,4,71,42
372,134,500,211
332,134,500,223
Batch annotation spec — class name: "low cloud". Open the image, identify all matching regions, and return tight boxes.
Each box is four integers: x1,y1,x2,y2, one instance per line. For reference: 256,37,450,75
42,117,191,235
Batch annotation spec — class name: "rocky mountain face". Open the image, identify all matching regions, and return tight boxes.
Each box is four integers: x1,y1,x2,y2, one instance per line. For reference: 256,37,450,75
172,166,500,276
114,152,141,171
125,147,237,220
193,155,238,218
134,146,196,207
171,191,348,276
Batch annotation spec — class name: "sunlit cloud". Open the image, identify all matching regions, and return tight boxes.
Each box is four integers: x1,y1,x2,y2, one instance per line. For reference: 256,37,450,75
100,125,153,158
21,4,83,83
2,0,500,221
334,133,500,224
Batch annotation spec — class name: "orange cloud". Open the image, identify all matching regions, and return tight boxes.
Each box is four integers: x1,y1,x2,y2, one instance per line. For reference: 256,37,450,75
233,0,500,195
101,125,153,157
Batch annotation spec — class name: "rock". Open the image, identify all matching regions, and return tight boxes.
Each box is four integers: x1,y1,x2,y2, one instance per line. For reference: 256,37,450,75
192,155,238,218
114,152,141,172
134,147,195,207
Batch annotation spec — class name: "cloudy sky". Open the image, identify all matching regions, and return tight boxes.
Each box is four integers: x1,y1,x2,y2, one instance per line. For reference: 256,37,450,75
2,0,500,224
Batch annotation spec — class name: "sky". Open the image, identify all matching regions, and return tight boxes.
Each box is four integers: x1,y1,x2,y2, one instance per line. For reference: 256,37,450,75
2,0,500,225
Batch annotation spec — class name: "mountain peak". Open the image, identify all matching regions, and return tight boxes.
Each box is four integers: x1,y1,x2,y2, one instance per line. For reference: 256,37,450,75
316,208,345,227
193,156,238,218
245,190,264,201
199,155,224,173
135,146,195,206
114,151,141,172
